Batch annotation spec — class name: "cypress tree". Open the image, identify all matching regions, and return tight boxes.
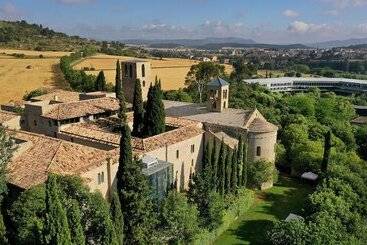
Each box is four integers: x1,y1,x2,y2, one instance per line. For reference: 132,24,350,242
110,191,124,245
225,149,233,194
132,79,144,137
143,79,165,137
321,130,332,173
217,140,227,195
237,136,244,185
203,140,213,171
68,199,85,245
44,174,72,244
95,70,107,91
211,139,218,190
117,88,127,124
231,147,238,194
115,60,122,100
241,141,248,187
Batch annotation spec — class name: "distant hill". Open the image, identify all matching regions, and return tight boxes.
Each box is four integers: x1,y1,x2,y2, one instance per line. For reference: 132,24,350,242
308,38,367,48
0,20,99,51
195,43,309,50
346,43,367,49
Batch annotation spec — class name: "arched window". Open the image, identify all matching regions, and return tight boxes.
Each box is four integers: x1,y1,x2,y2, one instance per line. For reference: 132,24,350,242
142,64,145,77
129,64,133,78
256,146,261,156
223,101,226,108
142,80,146,87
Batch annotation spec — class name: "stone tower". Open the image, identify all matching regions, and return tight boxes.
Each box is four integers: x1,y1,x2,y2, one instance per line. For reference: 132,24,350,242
121,60,151,103
207,77,229,112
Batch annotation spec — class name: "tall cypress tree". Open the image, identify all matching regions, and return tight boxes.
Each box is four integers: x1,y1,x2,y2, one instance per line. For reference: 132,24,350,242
143,79,165,137
68,199,85,245
231,148,238,194
95,70,107,91
132,79,144,137
321,130,332,173
225,149,233,194
115,60,122,100
237,136,244,185
203,140,212,171
241,141,248,187
211,139,218,190
217,140,227,195
110,191,124,245
44,174,72,244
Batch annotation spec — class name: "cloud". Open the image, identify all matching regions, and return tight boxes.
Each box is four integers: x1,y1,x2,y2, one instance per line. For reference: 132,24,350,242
0,2,23,20
322,0,367,8
287,21,329,34
282,9,299,18
324,9,339,15
56,0,95,4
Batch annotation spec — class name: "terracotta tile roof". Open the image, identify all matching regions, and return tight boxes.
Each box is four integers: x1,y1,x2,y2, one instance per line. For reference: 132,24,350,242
248,118,278,133
43,97,120,120
0,110,19,124
60,116,204,153
214,131,239,149
7,130,111,189
32,89,80,103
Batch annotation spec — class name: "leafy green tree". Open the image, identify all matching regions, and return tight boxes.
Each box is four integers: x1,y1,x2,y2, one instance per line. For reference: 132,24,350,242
132,79,144,137
217,140,227,195
115,60,122,100
247,160,274,189
68,200,85,245
95,70,107,91
43,174,72,245
0,127,12,201
110,192,123,245
268,220,309,245
160,191,200,243
321,130,332,173
206,192,225,230
143,80,165,136
185,61,225,103
230,58,257,81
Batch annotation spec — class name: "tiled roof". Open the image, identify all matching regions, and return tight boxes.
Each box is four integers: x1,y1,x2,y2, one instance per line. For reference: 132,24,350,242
214,131,239,149
207,77,229,87
164,100,253,128
32,89,80,103
60,116,204,153
43,97,120,120
7,130,112,189
0,110,19,124
248,118,278,133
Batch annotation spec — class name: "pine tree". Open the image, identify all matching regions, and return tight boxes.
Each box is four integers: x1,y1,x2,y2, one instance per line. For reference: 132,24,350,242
143,79,166,136
225,149,233,194
321,130,332,173
241,141,248,187
217,140,227,195
132,79,144,137
68,199,85,245
95,70,107,91
110,191,124,245
44,174,72,244
115,60,122,100
231,147,238,194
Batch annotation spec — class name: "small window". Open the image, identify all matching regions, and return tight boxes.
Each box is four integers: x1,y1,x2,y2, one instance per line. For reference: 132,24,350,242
70,137,74,142
256,146,261,157
142,64,145,77
191,159,194,165
142,80,146,87
176,150,179,159
191,144,195,153
98,172,105,184
34,120,37,126
224,101,227,108
48,120,52,127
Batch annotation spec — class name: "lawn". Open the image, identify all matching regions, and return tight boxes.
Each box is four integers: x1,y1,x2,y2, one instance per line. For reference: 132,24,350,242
214,176,313,245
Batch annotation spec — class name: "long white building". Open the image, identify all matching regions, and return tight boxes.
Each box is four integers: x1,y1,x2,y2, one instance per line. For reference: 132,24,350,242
243,77,367,93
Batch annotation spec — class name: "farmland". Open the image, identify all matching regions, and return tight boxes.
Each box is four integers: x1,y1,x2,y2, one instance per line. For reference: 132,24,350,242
74,54,233,90
0,49,70,103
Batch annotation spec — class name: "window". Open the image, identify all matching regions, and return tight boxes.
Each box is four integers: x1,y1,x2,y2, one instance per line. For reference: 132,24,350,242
48,120,52,127
256,146,261,156
142,80,146,87
223,101,227,108
129,64,133,78
142,64,145,77
191,144,195,153
223,89,228,99
98,171,105,184
34,120,37,126
176,150,179,159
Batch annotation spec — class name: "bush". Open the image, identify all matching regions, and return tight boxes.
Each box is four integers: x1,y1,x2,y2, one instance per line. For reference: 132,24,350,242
247,160,274,189
23,88,47,101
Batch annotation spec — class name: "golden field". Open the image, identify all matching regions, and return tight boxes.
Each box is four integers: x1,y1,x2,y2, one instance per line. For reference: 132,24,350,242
0,48,71,58
74,54,233,90
0,51,67,103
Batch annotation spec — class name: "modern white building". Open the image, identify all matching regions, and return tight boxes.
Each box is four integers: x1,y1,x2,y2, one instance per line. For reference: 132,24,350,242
243,77,367,93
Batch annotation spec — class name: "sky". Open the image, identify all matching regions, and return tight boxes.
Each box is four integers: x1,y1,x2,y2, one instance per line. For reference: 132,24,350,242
1,0,367,44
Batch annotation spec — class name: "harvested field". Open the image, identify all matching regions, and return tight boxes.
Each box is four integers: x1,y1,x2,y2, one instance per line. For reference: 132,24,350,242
0,49,71,58
74,54,233,90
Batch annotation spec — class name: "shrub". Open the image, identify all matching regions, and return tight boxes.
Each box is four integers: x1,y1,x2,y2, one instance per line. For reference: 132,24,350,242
247,160,274,189
23,89,47,101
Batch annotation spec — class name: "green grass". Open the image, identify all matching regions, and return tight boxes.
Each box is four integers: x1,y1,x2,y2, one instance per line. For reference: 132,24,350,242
214,176,313,245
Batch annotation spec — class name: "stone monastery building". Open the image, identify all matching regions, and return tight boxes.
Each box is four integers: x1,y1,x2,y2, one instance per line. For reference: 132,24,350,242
0,60,277,198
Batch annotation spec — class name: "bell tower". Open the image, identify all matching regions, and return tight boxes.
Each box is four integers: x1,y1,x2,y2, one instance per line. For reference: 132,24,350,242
121,60,151,103
207,77,229,112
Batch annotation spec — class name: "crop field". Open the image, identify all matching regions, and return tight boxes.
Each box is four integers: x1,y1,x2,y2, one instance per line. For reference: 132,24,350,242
0,49,69,103
74,54,233,91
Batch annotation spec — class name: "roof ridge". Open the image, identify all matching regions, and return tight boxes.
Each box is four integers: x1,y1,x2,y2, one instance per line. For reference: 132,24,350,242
47,141,63,172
